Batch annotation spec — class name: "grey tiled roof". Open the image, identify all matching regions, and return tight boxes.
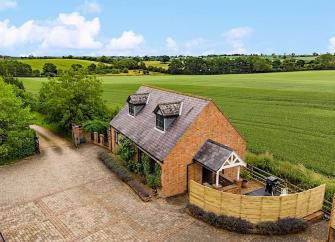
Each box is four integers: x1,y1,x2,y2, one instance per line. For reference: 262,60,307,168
154,101,182,117
127,93,149,105
110,86,209,161
193,139,233,172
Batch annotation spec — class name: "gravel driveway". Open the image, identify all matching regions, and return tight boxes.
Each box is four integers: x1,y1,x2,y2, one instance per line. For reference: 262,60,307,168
0,126,328,241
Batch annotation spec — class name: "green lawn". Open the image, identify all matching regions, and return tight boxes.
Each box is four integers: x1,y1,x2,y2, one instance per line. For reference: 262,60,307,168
19,58,100,71
21,70,335,177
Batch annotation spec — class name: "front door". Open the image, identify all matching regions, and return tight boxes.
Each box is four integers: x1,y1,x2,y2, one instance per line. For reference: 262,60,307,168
202,168,213,184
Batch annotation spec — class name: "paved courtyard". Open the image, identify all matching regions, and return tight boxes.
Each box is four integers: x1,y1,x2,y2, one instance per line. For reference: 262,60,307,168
0,126,329,241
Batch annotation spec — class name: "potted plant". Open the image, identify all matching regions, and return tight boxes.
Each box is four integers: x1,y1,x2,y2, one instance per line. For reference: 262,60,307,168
242,179,248,188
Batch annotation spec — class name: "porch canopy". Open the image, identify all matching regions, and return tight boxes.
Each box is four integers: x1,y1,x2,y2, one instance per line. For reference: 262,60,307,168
193,139,246,187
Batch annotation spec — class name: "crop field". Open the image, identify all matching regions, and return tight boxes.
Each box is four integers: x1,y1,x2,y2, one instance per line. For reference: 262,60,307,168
18,58,100,70
144,61,169,70
21,70,335,177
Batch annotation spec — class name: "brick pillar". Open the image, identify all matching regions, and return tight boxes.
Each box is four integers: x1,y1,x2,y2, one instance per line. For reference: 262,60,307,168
99,134,104,146
108,128,112,151
72,125,81,147
93,132,98,144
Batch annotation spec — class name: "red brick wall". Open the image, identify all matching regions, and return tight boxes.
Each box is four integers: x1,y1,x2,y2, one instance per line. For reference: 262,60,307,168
161,101,246,197
187,163,203,185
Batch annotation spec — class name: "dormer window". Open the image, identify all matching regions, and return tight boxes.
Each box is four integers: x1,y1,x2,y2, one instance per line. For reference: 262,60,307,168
129,103,135,116
153,101,182,131
156,113,165,131
127,93,149,116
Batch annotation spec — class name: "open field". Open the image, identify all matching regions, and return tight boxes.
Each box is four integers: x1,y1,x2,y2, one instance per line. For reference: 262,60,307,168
18,58,100,70
144,60,169,70
21,70,335,177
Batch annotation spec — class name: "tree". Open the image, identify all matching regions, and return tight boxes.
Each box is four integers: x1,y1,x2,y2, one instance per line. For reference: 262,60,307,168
0,78,35,164
39,70,108,129
2,75,24,89
168,59,184,74
250,57,272,73
42,63,58,76
160,55,170,63
87,63,97,73
71,64,83,71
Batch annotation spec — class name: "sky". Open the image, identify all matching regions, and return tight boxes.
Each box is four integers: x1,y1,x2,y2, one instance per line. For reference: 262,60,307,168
0,0,334,56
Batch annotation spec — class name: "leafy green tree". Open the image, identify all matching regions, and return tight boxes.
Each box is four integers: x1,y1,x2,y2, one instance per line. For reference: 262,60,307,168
0,60,32,77
71,64,83,71
87,63,97,73
160,55,170,63
32,69,41,77
39,70,108,129
316,54,335,69
2,75,24,89
42,63,58,76
168,59,184,74
0,78,35,164
250,57,272,73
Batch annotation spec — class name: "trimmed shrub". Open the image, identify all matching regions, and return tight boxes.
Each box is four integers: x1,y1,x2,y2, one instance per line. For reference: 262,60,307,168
256,217,308,235
97,151,132,182
187,203,307,235
187,204,253,234
128,180,150,199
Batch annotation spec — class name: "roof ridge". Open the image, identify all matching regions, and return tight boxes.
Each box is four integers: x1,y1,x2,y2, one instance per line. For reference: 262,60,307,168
131,92,150,96
158,101,182,105
142,85,212,101
207,139,233,151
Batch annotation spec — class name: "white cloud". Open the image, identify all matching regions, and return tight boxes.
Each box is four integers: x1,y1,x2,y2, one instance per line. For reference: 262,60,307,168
77,0,101,14
0,12,102,50
329,37,335,53
166,37,177,50
0,0,16,11
185,38,205,49
106,31,144,50
41,12,102,49
223,27,253,54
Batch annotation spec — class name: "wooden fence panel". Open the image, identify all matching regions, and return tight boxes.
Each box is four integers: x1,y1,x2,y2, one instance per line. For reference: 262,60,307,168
279,194,298,218
308,184,326,214
189,180,325,223
204,186,221,214
189,181,205,209
260,196,281,221
221,192,241,217
296,191,310,218
240,196,262,223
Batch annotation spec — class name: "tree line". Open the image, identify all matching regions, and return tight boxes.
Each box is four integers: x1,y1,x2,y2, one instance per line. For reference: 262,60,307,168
1,53,335,77
167,54,335,75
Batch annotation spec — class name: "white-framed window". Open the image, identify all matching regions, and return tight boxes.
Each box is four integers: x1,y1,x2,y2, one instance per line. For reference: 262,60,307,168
155,114,165,131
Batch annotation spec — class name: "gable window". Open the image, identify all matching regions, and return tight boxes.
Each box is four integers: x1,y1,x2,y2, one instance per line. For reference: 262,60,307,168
156,114,165,131
129,103,135,116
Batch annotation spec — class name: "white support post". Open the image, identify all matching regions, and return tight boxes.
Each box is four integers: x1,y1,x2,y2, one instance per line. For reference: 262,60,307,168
216,171,220,187
237,166,240,181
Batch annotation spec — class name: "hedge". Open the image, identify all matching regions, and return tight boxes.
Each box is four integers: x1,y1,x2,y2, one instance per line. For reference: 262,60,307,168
97,151,152,201
0,129,36,165
187,204,308,235
98,151,132,182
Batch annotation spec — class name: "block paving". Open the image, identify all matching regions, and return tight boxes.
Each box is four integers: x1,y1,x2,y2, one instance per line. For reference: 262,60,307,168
0,126,329,241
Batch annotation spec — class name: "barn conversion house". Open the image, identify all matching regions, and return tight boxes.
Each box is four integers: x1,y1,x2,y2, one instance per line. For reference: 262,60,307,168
110,86,246,197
